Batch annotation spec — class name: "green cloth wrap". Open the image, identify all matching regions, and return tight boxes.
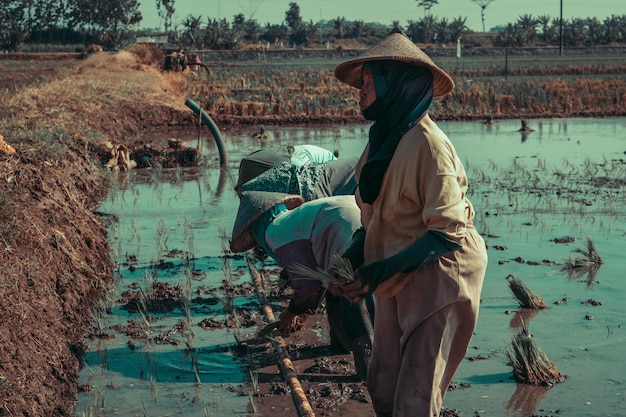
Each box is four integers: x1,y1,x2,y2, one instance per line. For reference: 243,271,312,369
356,230,462,293
341,227,366,270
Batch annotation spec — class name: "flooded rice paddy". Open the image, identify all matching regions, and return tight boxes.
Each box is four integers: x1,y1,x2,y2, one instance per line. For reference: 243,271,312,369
76,117,626,417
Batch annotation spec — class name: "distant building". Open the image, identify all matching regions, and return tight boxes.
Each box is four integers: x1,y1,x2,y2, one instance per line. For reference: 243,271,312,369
136,35,169,44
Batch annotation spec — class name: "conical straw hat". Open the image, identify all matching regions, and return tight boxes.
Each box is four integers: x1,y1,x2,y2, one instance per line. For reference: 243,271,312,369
334,31,454,98
230,191,304,253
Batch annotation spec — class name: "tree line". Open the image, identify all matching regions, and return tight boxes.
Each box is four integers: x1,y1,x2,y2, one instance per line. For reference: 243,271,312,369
1,0,625,52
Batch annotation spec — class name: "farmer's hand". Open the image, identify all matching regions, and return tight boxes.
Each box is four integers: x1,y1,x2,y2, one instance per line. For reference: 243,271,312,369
341,278,371,304
330,270,371,304
327,282,345,297
327,256,355,296
278,310,307,334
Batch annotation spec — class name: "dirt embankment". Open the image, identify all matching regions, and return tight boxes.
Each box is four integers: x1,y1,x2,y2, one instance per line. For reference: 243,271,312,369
0,47,197,417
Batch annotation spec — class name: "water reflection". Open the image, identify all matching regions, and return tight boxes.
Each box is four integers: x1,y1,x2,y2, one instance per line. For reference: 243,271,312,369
77,118,626,417
506,384,552,417
508,308,541,329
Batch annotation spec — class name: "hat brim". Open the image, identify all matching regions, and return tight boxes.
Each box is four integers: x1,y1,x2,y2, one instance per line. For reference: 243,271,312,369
334,33,454,98
230,192,304,253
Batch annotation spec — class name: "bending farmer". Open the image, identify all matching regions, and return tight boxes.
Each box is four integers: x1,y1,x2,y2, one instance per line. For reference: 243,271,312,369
230,191,374,381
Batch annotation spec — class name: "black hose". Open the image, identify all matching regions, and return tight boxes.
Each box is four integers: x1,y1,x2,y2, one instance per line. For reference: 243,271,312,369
184,98,228,167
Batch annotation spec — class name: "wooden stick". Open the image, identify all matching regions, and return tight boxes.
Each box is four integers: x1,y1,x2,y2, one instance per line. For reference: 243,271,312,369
247,256,316,417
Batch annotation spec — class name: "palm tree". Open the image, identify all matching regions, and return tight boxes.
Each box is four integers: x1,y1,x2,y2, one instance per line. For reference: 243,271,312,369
416,0,438,42
470,0,494,33
449,16,467,43
333,16,346,39
603,15,626,44
536,14,552,45
351,19,366,39
416,0,439,17
181,14,204,48
583,17,604,45
436,17,451,44
391,20,403,33
516,14,538,46
566,17,587,46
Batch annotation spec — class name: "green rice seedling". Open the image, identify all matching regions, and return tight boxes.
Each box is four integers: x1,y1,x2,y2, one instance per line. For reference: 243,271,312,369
487,159,500,172
92,305,107,335
561,237,603,271
560,157,580,177
582,156,599,178
219,258,235,316
124,217,142,262
248,393,257,414
560,237,603,285
531,212,547,234
150,163,164,204
249,368,259,395
182,217,196,264
93,342,109,373
149,373,158,403
200,163,215,195
506,274,547,309
506,320,565,386
535,157,549,174
154,217,168,256
257,267,283,294
126,217,138,245
552,168,568,185
136,291,152,338
506,190,519,210
106,171,120,204
288,253,354,284
597,155,612,177
231,309,242,344
217,223,229,254
143,270,155,302
180,264,195,350
174,165,183,188
179,316,195,350
203,396,220,416
192,352,201,385
96,387,106,409
79,408,96,417
222,257,233,285
142,398,150,416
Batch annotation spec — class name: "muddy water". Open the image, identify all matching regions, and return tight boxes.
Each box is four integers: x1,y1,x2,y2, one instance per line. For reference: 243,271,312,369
76,118,626,416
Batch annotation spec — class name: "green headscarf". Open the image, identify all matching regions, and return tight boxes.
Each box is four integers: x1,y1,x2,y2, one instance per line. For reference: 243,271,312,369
359,60,434,204
250,203,288,264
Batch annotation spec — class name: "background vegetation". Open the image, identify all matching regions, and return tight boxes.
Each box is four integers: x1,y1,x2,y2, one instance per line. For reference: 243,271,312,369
2,1,625,52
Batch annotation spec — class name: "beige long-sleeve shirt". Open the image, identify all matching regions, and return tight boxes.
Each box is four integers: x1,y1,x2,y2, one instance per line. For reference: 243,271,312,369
356,114,475,298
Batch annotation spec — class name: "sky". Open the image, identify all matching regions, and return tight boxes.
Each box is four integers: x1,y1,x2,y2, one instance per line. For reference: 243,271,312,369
138,0,624,32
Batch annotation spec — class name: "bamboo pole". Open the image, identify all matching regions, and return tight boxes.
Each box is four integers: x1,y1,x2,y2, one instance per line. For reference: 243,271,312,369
247,257,316,417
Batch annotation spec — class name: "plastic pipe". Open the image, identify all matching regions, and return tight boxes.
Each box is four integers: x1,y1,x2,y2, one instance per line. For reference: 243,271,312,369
184,98,228,167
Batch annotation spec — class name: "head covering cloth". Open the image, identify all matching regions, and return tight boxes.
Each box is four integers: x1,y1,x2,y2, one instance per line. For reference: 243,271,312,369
334,31,455,204
230,191,304,253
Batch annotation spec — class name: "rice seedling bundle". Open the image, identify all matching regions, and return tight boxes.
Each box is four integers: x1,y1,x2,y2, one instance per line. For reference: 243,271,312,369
506,321,565,386
506,274,547,309
561,237,603,271
287,253,354,285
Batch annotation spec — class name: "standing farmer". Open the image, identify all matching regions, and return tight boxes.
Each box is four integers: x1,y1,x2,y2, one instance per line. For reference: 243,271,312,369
330,30,488,416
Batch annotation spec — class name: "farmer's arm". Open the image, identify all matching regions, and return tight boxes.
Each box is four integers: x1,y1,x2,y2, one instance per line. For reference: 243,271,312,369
273,240,326,315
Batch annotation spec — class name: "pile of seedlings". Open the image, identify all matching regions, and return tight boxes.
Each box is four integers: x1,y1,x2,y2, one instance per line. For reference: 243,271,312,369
506,321,566,386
